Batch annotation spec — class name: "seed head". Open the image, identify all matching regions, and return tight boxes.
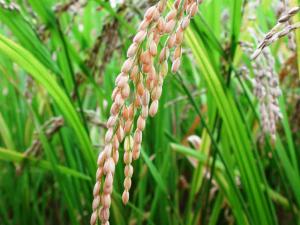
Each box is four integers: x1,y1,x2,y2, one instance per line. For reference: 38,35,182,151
91,0,202,223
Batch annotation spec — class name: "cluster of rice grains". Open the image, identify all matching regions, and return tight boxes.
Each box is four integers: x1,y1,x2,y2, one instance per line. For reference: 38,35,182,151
241,41,282,141
90,0,202,224
252,49,282,141
240,5,300,142
251,6,300,60
251,5,300,141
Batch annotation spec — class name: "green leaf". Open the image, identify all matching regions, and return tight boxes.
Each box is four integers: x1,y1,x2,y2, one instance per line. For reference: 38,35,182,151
0,147,91,180
185,26,276,225
0,34,96,175
141,149,168,194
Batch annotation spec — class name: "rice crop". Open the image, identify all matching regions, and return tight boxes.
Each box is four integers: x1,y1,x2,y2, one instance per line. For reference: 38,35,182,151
0,0,300,225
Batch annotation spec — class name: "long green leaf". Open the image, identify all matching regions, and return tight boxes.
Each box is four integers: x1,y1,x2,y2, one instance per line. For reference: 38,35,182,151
0,34,96,176
0,147,90,180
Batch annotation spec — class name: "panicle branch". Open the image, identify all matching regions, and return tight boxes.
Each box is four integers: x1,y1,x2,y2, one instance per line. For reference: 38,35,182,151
90,0,203,224
251,6,300,59
242,41,282,141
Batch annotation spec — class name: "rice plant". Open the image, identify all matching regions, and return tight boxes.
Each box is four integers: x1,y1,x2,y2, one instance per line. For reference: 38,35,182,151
0,0,299,225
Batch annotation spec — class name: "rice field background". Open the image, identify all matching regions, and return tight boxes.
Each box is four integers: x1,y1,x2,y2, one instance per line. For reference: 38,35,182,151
0,0,300,224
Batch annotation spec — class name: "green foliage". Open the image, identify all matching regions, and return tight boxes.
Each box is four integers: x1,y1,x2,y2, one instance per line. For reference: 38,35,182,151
0,0,299,225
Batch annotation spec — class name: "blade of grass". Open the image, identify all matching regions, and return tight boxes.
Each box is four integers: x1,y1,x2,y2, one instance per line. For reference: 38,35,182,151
0,34,96,175
186,24,276,224
0,147,91,180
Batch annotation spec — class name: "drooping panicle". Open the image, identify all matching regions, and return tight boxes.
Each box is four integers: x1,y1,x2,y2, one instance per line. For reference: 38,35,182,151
90,0,203,223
